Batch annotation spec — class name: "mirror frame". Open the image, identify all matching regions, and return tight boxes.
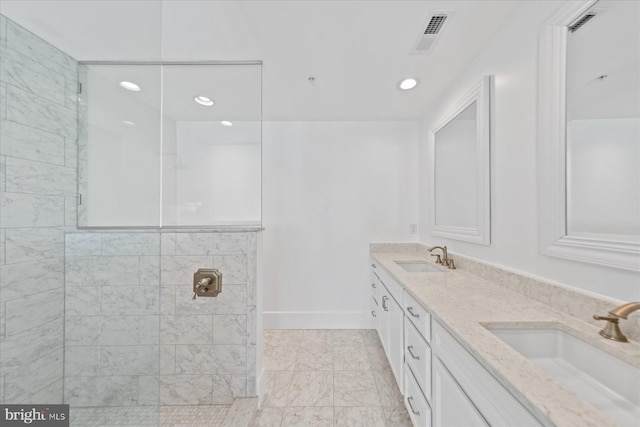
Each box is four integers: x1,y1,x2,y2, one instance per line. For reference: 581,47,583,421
429,75,492,245
537,0,640,271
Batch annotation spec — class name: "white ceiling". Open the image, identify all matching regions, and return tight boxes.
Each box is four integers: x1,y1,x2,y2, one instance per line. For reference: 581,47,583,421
0,0,524,121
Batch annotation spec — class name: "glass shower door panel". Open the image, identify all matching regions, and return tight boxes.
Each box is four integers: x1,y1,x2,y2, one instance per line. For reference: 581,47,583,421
78,64,161,227
161,64,262,227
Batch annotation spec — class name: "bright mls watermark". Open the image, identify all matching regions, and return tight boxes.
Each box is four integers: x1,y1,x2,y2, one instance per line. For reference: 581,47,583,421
1,405,69,426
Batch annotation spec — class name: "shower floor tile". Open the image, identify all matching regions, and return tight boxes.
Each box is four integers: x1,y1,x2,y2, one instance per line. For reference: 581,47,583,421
70,404,230,427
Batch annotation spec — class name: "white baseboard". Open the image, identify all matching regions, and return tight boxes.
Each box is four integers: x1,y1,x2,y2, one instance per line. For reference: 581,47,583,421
263,311,373,329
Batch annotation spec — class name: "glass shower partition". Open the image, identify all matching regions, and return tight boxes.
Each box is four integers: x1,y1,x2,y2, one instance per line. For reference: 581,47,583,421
78,63,162,227
70,61,262,424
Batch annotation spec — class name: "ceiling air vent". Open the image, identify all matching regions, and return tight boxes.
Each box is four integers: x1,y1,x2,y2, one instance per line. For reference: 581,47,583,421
569,13,596,33
412,11,454,54
424,15,447,35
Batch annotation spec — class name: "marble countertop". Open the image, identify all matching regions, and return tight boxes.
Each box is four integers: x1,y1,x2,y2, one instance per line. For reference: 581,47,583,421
370,251,640,427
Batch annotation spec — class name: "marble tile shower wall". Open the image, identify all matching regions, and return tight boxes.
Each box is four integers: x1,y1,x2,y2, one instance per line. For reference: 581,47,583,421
0,15,79,404
64,231,258,407
160,231,258,406
64,232,161,407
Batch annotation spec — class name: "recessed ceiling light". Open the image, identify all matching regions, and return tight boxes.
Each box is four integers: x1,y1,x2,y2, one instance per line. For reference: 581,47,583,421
398,78,419,90
194,96,214,106
221,121,233,127
122,120,136,126
120,81,141,92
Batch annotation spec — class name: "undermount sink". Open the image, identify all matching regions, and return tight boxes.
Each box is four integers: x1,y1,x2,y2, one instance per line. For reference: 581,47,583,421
394,261,444,273
488,327,640,427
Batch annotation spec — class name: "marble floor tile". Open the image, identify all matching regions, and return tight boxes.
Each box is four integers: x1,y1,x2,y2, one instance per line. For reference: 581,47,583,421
263,370,294,408
296,346,334,371
286,371,333,407
366,344,391,371
373,369,403,408
264,329,305,347
332,330,365,347
301,329,333,347
68,329,410,426
334,407,386,427
264,345,299,371
250,407,284,427
361,329,381,346
281,406,333,427
383,406,413,426
333,371,381,407
334,346,371,371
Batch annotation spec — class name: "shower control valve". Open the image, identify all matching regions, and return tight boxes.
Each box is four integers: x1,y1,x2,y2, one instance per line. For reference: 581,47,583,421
191,268,223,300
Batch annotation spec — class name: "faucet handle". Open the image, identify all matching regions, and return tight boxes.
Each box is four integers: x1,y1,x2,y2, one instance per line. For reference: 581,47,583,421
431,254,443,264
445,259,456,270
593,314,628,343
593,314,618,322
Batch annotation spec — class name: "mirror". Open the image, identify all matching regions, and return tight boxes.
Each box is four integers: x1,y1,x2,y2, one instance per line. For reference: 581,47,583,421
566,0,640,239
538,0,640,270
429,76,492,245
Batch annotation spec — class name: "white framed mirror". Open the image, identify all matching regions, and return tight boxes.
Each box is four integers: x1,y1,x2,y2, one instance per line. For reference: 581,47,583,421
538,0,640,271
429,75,492,245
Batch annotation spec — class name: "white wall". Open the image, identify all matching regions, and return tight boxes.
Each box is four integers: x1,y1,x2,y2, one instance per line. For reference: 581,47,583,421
262,121,419,328
418,1,640,301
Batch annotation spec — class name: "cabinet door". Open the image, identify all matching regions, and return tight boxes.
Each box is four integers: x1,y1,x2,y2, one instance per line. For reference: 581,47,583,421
388,294,404,390
378,288,390,354
433,357,489,427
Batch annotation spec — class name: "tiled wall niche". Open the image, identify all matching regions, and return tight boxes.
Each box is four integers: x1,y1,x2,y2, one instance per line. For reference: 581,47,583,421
64,230,259,407
0,15,78,404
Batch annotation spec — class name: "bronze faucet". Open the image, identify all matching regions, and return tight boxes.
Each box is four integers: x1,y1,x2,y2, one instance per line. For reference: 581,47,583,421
428,245,456,270
428,245,446,264
594,302,640,343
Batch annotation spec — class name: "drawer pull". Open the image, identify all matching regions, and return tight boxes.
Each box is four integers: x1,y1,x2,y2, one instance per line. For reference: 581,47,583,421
407,345,420,360
407,396,420,416
382,296,389,311
371,310,377,317
407,306,420,318
371,282,376,288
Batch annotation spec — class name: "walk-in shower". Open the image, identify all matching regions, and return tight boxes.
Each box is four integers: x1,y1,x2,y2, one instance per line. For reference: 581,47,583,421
0,15,262,426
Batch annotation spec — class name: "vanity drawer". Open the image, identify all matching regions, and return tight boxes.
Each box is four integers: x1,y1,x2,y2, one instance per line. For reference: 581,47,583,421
404,290,431,342
405,316,432,401
404,363,432,427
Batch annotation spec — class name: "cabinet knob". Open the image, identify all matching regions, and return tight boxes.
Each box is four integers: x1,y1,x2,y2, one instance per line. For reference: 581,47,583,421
371,310,376,317
371,282,376,288
371,263,377,269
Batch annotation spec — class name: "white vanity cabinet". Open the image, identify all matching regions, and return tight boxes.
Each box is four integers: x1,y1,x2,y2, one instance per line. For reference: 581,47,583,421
370,260,404,391
405,364,433,427
432,322,543,427
385,286,404,388
369,261,380,328
403,289,433,427
368,256,542,427
433,356,488,427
